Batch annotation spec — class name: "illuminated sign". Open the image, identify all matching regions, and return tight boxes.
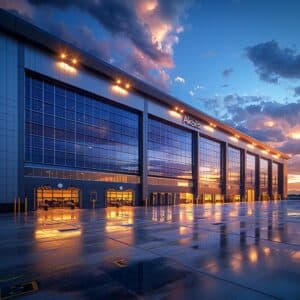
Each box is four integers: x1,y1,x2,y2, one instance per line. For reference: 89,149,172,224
182,115,202,130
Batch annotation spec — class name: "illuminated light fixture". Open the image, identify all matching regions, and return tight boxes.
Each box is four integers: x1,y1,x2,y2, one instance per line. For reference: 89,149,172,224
229,136,238,142
203,125,214,132
56,61,77,75
125,83,130,89
116,79,122,85
273,154,279,159
261,149,268,155
209,122,216,128
169,110,181,118
177,181,189,187
111,84,128,96
247,143,255,149
175,106,179,111
72,58,78,65
61,53,66,59
180,109,184,113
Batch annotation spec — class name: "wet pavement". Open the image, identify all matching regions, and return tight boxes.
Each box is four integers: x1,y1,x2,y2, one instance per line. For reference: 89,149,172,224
1,200,300,299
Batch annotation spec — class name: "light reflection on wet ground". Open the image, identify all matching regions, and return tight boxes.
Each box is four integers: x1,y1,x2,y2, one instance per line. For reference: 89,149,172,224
1,200,300,299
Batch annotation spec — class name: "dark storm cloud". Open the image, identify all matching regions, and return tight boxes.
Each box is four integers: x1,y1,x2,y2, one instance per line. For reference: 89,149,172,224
246,40,300,83
222,68,233,77
27,0,182,65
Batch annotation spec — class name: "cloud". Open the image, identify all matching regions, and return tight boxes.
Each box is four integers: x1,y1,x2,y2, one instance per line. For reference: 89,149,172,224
3,0,190,89
294,86,300,97
175,76,185,84
189,84,205,97
278,139,300,155
222,68,233,77
246,40,300,83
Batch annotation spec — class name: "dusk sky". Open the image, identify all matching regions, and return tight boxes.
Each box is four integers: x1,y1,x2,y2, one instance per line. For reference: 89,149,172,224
1,0,300,193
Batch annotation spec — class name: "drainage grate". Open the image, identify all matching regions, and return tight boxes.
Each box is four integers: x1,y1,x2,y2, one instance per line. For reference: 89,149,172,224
0,280,39,299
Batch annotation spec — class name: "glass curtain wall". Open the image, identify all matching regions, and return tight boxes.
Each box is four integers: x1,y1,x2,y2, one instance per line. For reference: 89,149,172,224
260,158,269,200
25,74,139,174
246,153,256,201
199,136,222,202
228,146,241,201
272,162,279,200
148,118,192,179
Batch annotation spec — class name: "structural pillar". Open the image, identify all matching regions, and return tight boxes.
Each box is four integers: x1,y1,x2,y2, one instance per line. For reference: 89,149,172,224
140,100,148,206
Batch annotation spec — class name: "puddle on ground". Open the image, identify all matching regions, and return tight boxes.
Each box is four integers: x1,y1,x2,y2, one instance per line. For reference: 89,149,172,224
104,257,192,295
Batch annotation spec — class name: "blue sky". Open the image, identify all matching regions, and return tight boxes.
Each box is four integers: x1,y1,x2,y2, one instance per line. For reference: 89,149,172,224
1,0,300,191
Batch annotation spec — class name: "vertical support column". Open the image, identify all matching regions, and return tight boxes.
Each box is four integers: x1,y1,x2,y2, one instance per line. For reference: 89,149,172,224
240,149,246,202
281,163,288,199
140,100,148,206
193,132,200,203
18,43,25,206
222,142,228,202
255,155,260,201
268,160,273,200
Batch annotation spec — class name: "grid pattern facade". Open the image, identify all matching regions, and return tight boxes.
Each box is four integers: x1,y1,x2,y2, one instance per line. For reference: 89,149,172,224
228,146,241,192
260,158,269,192
148,118,192,179
272,162,278,192
246,153,256,187
25,74,139,174
199,136,221,189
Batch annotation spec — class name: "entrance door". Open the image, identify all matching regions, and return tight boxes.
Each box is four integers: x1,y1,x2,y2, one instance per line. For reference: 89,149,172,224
36,187,80,208
246,189,255,201
106,189,134,207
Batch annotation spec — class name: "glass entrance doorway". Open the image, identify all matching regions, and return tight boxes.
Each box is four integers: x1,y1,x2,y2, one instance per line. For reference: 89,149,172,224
105,189,134,207
246,189,255,201
36,187,80,209
149,192,193,205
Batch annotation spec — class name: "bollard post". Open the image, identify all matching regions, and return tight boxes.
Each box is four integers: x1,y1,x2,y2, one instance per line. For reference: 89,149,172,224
14,197,17,214
25,197,28,214
18,197,21,214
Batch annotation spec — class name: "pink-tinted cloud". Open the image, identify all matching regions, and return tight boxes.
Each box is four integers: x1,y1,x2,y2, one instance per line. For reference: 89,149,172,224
3,0,189,89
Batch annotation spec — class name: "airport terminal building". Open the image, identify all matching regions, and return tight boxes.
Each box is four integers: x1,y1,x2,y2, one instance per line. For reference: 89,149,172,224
0,10,288,211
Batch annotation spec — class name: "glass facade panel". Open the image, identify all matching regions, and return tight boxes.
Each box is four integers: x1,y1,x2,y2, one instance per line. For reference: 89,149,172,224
199,136,221,190
228,147,241,195
272,162,279,198
246,153,256,201
148,118,192,179
25,74,139,174
260,158,269,196
246,153,256,187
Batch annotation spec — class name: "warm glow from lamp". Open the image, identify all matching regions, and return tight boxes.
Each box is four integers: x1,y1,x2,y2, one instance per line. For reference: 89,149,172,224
247,143,254,149
273,154,279,159
61,53,66,59
169,110,181,118
56,61,77,75
261,149,268,155
72,58,78,65
203,125,214,132
125,83,130,89
116,79,122,85
111,85,128,96
229,136,238,142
